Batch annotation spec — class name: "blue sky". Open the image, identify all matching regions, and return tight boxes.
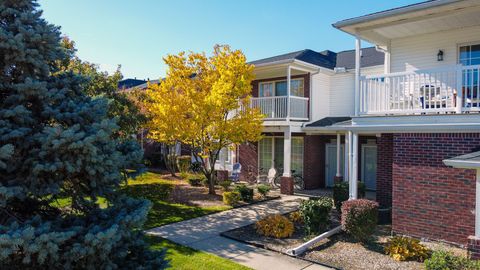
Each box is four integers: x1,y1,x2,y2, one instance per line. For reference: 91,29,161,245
40,0,420,80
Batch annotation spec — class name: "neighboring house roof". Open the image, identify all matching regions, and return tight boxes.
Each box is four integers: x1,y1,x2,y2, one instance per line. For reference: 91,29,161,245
305,117,352,127
118,78,147,90
249,49,337,69
250,47,384,70
336,47,384,69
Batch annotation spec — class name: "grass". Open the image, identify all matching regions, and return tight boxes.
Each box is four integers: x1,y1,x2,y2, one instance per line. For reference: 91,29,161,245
124,171,248,270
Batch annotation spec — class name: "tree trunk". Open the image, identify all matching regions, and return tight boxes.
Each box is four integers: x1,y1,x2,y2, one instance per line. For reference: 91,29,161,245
162,144,176,176
207,172,216,195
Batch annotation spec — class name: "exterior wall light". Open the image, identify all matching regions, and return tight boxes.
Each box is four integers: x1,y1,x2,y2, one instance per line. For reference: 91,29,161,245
437,50,444,61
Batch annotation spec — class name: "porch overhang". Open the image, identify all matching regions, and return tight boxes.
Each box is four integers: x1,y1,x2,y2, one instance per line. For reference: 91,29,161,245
302,114,480,134
333,0,480,46
253,59,327,80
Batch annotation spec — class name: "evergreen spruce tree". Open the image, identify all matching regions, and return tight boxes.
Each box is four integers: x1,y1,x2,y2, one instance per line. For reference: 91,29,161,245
0,1,167,269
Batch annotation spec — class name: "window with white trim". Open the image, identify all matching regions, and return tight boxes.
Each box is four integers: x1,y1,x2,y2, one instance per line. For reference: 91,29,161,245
459,44,480,66
258,78,304,97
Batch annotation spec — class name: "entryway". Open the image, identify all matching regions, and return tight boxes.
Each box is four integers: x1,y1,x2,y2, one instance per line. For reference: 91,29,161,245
361,145,377,190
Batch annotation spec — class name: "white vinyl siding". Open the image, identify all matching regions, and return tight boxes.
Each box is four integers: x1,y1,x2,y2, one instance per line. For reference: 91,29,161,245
390,24,480,73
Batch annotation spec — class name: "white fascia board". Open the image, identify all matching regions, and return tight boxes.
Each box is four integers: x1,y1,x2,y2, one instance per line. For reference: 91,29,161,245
443,159,480,169
252,59,331,74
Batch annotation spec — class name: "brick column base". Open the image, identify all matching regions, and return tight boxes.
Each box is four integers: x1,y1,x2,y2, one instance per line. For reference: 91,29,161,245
280,176,294,195
334,175,343,184
216,170,228,182
469,236,480,260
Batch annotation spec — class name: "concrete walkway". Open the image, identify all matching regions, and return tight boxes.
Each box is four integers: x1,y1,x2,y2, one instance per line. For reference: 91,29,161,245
147,196,333,270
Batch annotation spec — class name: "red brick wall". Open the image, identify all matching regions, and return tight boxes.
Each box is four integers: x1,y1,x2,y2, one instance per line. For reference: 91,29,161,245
392,133,480,245
377,134,393,209
303,135,326,189
238,142,258,182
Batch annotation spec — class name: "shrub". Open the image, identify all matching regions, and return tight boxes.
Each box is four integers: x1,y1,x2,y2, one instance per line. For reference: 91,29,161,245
219,180,232,191
341,199,378,243
299,197,333,235
223,191,241,206
288,211,303,224
425,250,480,270
384,236,431,262
333,181,366,211
176,155,191,173
255,214,294,238
179,171,190,180
257,184,271,198
187,174,206,186
235,184,254,202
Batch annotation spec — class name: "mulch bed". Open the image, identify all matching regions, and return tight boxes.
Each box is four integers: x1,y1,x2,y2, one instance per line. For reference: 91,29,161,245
152,171,280,208
222,212,467,270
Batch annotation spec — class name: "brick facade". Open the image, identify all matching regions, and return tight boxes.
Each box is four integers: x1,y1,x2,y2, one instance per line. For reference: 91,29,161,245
392,133,480,245
303,135,326,189
376,134,393,209
238,142,258,182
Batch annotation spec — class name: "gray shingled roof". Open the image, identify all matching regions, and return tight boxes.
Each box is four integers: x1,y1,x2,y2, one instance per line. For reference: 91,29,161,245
305,117,352,127
336,47,384,69
250,47,383,70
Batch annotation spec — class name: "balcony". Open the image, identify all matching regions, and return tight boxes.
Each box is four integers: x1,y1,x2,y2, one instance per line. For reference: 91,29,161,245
359,65,480,115
251,96,309,121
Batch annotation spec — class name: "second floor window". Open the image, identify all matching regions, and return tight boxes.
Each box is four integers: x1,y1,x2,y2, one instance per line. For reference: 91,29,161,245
459,44,480,66
259,78,304,97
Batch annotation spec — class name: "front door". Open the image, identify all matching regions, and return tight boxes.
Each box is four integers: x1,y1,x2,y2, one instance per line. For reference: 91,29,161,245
361,145,377,190
325,144,344,187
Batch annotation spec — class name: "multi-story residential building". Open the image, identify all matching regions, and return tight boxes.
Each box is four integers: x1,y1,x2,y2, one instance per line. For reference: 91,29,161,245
230,0,480,257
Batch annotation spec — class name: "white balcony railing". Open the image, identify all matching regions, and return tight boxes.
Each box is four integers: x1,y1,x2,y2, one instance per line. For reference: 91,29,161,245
251,96,309,120
360,64,480,115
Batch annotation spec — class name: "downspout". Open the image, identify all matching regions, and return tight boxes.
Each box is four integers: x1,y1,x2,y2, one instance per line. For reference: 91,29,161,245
286,226,342,256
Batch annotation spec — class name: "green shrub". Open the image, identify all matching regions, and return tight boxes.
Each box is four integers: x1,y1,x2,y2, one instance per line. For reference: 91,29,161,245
257,184,271,198
299,197,333,235
234,184,254,202
187,174,206,187
223,191,241,206
219,180,232,191
425,250,480,270
179,171,190,180
341,199,378,243
333,181,366,210
255,214,294,238
176,155,191,173
384,236,431,262
190,161,202,173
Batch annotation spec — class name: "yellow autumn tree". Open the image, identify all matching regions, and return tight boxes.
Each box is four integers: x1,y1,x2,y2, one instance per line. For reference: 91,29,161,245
145,45,263,194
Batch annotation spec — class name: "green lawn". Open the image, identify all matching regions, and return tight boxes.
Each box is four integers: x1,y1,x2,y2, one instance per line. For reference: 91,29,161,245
125,172,249,270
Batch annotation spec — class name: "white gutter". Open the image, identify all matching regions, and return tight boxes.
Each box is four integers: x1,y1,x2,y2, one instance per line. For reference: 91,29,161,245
286,226,342,256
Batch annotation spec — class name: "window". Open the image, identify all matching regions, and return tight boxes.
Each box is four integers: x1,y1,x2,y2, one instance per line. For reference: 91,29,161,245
258,138,273,175
459,44,480,66
216,147,231,163
259,82,273,97
258,78,304,97
257,137,303,177
291,137,304,176
290,79,304,97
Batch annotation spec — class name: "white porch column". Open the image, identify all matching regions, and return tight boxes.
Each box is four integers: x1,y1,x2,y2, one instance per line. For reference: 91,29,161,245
476,169,480,237
456,64,463,114
344,132,350,181
336,133,342,177
283,127,291,177
354,36,361,116
348,131,358,199
220,148,226,170
287,66,291,120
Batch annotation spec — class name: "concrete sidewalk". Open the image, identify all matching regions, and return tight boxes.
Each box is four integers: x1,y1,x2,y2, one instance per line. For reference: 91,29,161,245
147,196,333,270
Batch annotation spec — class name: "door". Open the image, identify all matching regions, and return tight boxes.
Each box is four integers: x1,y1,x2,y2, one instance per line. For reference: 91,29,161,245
325,144,344,188
361,145,377,190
